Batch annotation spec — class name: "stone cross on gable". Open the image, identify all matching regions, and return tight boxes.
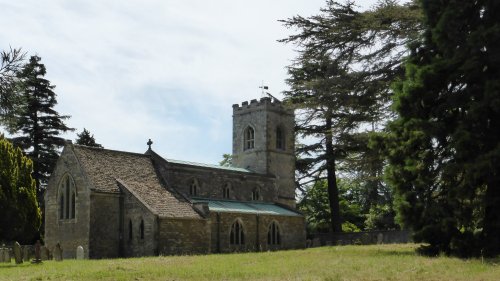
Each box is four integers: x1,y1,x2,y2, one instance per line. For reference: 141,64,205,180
147,139,153,150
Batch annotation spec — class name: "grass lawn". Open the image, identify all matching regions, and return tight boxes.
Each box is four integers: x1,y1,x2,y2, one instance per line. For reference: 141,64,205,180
0,244,498,281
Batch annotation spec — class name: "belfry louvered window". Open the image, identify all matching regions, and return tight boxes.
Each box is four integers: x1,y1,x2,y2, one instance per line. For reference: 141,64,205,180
244,126,255,150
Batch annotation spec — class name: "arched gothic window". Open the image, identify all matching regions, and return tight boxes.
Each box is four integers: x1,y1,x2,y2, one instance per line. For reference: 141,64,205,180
276,126,285,150
58,174,76,220
267,221,281,245
223,183,231,199
190,179,199,196
140,219,145,239
230,220,245,245
244,126,255,150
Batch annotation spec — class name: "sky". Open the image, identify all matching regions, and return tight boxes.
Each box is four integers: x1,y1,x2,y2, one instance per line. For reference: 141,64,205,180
1,0,380,165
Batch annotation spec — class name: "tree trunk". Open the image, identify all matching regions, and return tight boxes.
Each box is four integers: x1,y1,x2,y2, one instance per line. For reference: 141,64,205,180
325,111,342,233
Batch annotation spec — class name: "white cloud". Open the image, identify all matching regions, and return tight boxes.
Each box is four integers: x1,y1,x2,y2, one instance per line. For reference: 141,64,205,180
0,0,379,164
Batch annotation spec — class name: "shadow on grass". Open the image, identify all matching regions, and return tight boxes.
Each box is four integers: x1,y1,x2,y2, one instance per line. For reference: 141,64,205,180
0,262,45,269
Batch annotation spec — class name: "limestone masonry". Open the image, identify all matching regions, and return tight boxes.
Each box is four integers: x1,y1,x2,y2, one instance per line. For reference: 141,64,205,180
44,97,305,258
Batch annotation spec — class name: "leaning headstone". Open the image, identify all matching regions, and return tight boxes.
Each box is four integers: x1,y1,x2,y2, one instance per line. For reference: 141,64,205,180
14,242,22,264
23,246,30,262
76,246,84,260
54,243,63,261
32,240,42,264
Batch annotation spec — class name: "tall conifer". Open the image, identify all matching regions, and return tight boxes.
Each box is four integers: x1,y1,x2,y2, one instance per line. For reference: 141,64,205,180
8,56,74,198
387,0,500,257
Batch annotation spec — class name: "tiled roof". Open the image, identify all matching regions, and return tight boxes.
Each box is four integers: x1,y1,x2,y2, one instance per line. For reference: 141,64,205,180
71,145,200,218
191,198,302,217
166,158,252,173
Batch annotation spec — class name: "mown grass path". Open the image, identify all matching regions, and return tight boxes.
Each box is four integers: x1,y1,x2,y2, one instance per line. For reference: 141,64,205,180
0,244,498,280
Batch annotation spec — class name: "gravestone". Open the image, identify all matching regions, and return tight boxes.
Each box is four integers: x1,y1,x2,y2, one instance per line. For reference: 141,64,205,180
23,246,30,261
54,243,63,261
32,240,42,264
76,246,84,260
41,246,49,260
312,238,321,247
14,242,22,264
0,248,4,263
3,247,10,263
377,233,384,244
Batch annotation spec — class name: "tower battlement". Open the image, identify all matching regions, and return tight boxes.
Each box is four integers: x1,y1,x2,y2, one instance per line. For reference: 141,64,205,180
232,97,292,114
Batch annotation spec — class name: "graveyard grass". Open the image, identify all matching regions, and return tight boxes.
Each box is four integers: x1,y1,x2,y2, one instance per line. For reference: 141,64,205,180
1,244,499,281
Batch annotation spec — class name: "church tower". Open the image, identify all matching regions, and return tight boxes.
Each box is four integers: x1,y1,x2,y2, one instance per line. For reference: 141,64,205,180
232,97,296,207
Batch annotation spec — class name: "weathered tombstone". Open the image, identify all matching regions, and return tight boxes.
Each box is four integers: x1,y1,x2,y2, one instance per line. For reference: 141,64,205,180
3,247,11,263
32,240,42,264
377,233,384,244
23,246,30,261
54,243,63,261
40,246,49,260
0,248,4,263
14,242,22,264
76,246,84,260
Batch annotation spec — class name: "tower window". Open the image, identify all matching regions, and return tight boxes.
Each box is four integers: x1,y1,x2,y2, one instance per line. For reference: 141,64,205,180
244,126,255,150
190,179,199,196
268,221,281,245
276,127,285,150
230,220,245,245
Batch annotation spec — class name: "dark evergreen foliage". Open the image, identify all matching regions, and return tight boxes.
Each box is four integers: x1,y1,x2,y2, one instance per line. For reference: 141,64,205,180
75,128,103,148
0,47,25,117
8,56,74,197
281,0,422,233
386,0,500,257
0,136,41,244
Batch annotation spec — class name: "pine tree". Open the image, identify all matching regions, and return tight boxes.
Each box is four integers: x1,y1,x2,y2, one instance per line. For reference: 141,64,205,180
8,56,74,198
280,0,422,233
386,0,500,257
75,128,103,148
0,136,41,243
0,47,25,117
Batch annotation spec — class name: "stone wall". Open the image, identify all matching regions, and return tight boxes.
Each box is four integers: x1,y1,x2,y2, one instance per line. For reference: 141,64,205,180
157,218,211,255
209,212,306,253
88,192,120,258
44,146,91,259
232,97,296,207
121,186,157,257
158,162,278,203
312,230,412,246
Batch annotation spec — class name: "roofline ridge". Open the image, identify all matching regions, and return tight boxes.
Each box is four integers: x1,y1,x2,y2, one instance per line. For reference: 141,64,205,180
73,144,151,158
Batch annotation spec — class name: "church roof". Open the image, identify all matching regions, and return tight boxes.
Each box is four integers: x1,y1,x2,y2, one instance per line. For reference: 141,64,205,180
191,198,302,217
71,145,201,218
165,158,252,173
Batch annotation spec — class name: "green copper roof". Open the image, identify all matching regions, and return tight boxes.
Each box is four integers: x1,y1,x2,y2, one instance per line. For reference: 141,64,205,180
191,198,302,217
166,159,252,173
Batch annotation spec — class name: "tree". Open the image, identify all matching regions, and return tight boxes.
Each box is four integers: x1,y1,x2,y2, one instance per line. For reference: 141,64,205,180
75,128,103,148
280,0,422,233
8,56,74,198
386,0,500,257
219,153,232,167
0,136,41,243
0,47,25,117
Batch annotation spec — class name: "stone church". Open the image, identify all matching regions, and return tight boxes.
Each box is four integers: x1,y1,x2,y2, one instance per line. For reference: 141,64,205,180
44,97,305,259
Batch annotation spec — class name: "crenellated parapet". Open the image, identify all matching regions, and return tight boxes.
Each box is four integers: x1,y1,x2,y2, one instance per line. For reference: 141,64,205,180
232,97,292,115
